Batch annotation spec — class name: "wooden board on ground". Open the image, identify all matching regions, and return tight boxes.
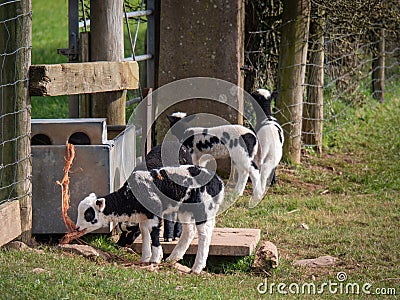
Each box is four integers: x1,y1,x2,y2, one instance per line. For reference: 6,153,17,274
131,228,261,256
0,201,22,247
29,61,139,96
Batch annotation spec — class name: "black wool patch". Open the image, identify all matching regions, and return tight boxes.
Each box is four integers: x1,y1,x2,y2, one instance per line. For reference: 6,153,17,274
274,124,283,144
206,173,223,198
183,132,195,150
195,136,220,151
150,170,189,206
222,132,230,140
102,182,154,219
188,166,201,177
182,188,207,226
150,225,161,247
84,207,96,223
183,177,194,186
239,133,257,156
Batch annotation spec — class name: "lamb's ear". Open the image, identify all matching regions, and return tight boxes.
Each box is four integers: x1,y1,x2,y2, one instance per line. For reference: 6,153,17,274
95,198,106,212
271,91,278,100
167,115,180,127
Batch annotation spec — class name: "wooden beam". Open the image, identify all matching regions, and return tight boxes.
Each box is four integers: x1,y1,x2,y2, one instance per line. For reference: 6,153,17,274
0,201,22,247
29,61,139,96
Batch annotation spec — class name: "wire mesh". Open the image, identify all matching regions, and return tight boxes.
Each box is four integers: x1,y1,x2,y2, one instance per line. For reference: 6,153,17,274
0,0,32,205
244,0,400,151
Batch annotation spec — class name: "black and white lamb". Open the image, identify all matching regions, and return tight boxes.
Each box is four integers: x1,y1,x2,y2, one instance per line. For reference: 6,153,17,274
75,164,224,274
167,112,263,202
251,88,284,206
117,141,193,246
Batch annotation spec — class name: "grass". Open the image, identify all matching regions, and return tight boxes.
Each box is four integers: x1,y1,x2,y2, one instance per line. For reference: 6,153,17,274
2,86,399,298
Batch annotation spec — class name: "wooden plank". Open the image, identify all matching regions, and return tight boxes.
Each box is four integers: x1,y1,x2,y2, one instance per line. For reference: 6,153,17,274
131,228,261,256
0,201,22,247
29,61,139,96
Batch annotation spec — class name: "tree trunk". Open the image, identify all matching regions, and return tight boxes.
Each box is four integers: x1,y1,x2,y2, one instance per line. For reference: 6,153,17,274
0,0,32,243
303,4,324,153
276,0,311,164
90,0,126,125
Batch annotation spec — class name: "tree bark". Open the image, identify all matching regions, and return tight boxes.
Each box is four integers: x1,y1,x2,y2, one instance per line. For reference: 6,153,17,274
276,0,311,164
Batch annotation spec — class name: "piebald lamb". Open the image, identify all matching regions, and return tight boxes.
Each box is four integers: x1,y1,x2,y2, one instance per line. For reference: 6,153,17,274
251,88,284,206
76,165,224,274
167,113,263,202
117,141,193,246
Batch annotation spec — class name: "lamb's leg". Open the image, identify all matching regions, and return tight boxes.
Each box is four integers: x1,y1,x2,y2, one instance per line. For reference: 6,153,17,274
166,214,196,262
233,166,249,196
163,215,175,242
250,159,274,208
260,159,276,190
270,167,277,185
150,222,163,263
117,223,140,247
249,162,263,203
139,221,152,263
191,219,215,274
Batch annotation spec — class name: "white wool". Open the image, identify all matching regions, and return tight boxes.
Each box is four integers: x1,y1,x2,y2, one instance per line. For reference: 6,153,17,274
251,90,284,208
256,88,271,100
168,114,263,202
171,112,187,119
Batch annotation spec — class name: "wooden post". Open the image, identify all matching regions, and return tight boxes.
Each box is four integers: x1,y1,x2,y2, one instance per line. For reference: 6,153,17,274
372,28,385,103
303,4,324,153
0,0,32,244
277,0,311,164
90,0,126,125
79,32,91,117
68,0,79,118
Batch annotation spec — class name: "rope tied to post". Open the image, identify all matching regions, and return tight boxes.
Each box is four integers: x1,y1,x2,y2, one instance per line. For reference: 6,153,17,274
56,143,86,244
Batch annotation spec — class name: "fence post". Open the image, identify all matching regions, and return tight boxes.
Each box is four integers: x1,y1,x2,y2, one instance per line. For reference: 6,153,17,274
0,0,32,243
372,28,385,103
277,0,311,164
303,4,324,153
90,0,126,126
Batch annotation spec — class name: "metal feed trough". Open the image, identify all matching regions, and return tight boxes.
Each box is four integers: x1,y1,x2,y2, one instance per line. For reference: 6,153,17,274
31,119,135,234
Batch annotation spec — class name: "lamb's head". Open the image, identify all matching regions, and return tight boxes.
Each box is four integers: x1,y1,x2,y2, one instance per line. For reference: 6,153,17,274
251,89,278,116
167,112,187,128
167,112,196,139
76,193,107,233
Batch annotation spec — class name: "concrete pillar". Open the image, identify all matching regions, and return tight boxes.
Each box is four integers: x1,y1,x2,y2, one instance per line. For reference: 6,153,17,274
155,0,245,143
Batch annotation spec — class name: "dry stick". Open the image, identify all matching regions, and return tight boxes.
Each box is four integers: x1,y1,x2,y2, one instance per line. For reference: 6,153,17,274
56,143,86,244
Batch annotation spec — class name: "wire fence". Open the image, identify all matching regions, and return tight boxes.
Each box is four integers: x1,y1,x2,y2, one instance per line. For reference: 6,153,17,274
244,0,400,152
0,0,32,206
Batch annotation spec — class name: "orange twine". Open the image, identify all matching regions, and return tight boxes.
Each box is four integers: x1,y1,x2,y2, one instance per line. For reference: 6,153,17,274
57,143,86,244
